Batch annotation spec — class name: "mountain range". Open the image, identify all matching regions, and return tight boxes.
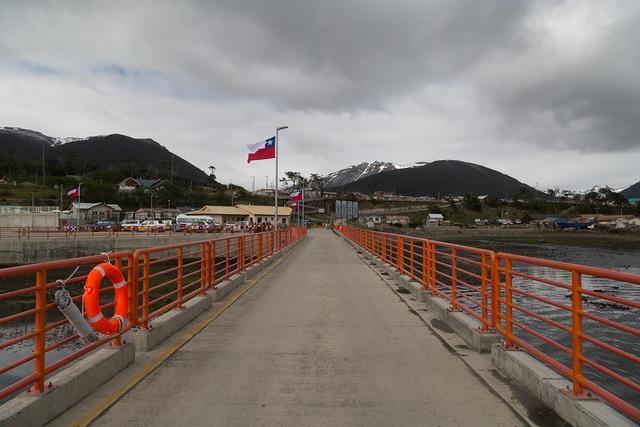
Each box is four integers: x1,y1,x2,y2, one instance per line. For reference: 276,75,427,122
2,127,639,198
332,160,537,198
325,161,427,188
621,182,640,199
0,127,208,182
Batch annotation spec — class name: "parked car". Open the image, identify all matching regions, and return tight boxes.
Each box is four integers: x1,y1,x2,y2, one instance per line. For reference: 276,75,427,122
224,222,241,232
138,220,165,232
89,220,121,231
189,221,211,233
161,220,174,231
120,220,141,231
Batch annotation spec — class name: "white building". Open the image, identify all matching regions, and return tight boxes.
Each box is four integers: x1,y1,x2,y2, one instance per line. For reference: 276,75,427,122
186,204,292,226
425,213,444,226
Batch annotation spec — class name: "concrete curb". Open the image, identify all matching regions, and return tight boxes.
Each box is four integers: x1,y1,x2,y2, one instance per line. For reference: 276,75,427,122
0,343,135,427
492,345,636,427
129,295,213,352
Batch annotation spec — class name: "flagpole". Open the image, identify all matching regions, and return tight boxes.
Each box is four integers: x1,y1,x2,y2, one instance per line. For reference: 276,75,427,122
77,183,82,229
275,126,288,252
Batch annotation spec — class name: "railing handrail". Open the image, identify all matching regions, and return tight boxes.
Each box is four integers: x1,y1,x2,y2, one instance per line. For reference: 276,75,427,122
497,251,640,285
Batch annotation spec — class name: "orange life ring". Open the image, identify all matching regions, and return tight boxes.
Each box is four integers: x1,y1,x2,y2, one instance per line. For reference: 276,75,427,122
83,263,128,335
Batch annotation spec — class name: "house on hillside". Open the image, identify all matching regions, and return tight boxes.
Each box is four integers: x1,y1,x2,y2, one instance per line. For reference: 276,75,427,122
71,203,122,225
365,215,383,224
116,177,166,193
385,215,410,226
425,213,444,227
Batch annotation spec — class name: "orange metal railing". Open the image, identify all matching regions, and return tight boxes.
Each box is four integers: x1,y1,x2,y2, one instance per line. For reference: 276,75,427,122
0,227,306,401
0,252,134,398
338,225,639,422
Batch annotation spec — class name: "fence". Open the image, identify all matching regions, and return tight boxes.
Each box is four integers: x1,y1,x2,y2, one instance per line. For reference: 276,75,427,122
338,225,640,422
0,227,306,401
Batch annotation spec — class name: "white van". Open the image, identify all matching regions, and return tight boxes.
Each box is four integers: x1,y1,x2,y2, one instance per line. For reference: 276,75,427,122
175,214,217,230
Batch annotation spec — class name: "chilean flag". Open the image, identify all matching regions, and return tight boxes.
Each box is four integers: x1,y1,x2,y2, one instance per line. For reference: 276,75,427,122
67,188,80,199
247,136,276,163
290,190,303,202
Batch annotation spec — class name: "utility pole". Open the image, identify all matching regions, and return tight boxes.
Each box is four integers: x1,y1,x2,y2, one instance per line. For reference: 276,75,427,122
265,175,268,190
251,176,255,192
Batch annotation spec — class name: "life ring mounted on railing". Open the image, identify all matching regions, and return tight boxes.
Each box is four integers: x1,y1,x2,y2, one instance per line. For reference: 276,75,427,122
83,262,128,335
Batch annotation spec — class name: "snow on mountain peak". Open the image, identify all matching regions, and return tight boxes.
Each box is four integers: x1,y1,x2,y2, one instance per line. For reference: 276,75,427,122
325,161,426,188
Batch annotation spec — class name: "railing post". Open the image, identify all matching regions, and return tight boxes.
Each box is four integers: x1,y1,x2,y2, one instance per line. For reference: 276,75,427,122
32,269,47,393
504,258,514,348
450,248,460,311
571,271,585,396
397,237,404,272
208,240,214,287
491,254,499,331
430,242,436,294
251,235,256,265
382,235,387,261
239,235,245,271
211,241,216,287
409,239,415,279
177,247,184,307
129,254,138,326
421,240,428,288
480,253,489,332
259,233,263,260
225,239,230,279
199,243,206,295
142,253,150,329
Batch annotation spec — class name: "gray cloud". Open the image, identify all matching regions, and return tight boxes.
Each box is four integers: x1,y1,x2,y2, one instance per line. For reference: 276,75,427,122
0,0,639,190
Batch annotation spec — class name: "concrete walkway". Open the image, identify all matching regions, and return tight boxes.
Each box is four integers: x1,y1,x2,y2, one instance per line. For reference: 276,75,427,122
92,229,523,426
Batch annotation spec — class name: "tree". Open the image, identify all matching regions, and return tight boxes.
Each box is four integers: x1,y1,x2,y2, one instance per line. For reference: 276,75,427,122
463,193,482,211
309,173,328,197
207,165,217,186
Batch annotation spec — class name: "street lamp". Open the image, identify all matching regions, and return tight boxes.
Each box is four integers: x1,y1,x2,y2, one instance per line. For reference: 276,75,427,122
150,193,154,219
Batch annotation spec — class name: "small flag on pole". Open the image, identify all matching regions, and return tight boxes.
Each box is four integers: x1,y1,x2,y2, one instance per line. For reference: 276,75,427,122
247,136,276,163
67,188,80,199
290,190,303,202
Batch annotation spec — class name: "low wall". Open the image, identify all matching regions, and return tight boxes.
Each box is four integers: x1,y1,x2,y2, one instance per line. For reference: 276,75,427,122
0,213,59,229
0,234,223,265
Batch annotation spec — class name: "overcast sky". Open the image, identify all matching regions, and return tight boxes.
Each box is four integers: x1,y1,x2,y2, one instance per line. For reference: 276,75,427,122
1,0,639,190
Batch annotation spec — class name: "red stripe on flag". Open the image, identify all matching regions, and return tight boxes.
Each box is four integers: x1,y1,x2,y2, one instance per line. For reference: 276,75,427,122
247,146,276,163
